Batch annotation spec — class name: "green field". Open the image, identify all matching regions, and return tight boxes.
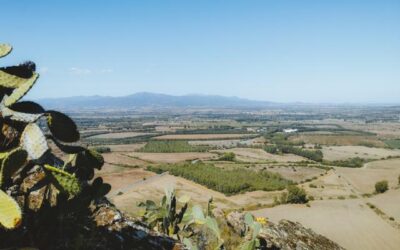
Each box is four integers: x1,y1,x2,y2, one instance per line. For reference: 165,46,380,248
147,162,291,195
138,140,209,153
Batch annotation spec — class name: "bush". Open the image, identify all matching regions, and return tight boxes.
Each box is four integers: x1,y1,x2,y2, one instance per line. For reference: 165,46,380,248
92,146,111,153
280,185,308,204
219,152,236,161
398,175,400,185
375,180,389,193
309,183,317,188
324,157,365,168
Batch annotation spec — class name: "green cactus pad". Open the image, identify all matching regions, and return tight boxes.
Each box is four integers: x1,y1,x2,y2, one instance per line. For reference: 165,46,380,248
0,189,22,229
46,111,80,143
1,106,43,123
0,44,12,58
75,149,104,170
0,71,38,92
4,73,39,107
20,123,49,160
0,63,35,79
44,165,81,198
0,148,28,187
10,101,45,114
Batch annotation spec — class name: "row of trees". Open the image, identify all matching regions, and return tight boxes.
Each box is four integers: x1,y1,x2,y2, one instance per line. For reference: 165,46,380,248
138,140,209,153
264,144,323,162
147,162,290,195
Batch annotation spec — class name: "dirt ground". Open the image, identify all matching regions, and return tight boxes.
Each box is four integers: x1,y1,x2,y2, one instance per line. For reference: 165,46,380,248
335,166,400,194
367,188,400,221
265,166,326,183
252,199,400,250
214,148,307,162
127,152,218,163
322,146,400,161
103,152,149,167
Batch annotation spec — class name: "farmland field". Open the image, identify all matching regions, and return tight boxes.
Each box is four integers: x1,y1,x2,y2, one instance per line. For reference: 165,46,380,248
70,104,400,250
87,131,153,139
322,146,400,161
154,133,255,140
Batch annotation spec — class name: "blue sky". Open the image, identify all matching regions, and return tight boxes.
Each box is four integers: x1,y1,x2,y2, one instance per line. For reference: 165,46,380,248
1,0,399,103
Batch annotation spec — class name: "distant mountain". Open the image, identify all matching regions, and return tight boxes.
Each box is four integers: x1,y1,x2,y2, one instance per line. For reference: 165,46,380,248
38,92,272,110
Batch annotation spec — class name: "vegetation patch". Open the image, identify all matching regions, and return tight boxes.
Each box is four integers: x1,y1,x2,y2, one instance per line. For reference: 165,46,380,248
138,140,209,153
324,157,365,168
147,162,291,195
264,144,323,162
385,139,400,149
375,180,389,193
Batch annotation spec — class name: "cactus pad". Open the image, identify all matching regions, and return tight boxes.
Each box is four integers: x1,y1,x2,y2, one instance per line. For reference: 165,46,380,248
20,123,49,160
44,165,81,198
10,101,45,114
46,110,80,142
0,44,12,58
0,189,22,229
0,148,28,187
4,73,39,107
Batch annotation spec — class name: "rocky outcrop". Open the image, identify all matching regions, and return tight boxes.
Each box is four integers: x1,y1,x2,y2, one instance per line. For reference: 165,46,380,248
226,212,344,250
0,167,184,250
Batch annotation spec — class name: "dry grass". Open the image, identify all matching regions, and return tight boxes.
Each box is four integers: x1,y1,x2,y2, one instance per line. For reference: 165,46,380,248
322,146,400,161
127,152,218,163
252,199,400,250
103,152,148,167
335,166,400,193
290,134,386,147
367,189,400,221
214,148,307,162
266,166,326,183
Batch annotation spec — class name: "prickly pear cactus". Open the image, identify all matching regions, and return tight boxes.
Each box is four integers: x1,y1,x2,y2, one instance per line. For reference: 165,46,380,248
0,189,22,230
0,43,109,239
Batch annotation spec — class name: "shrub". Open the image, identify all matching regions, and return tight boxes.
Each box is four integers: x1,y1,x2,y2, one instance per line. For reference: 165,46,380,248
92,146,111,153
375,180,389,193
280,185,308,204
309,183,317,188
219,152,236,161
324,157,365,168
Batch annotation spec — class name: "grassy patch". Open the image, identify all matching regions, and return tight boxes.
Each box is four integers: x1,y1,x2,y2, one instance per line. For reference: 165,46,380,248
385,139,400,149
147,162,291,195
324,157,365,168
138,140,209,153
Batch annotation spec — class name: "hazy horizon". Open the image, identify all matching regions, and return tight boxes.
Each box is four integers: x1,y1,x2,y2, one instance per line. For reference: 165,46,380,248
36,91,400,105
2,0,400,103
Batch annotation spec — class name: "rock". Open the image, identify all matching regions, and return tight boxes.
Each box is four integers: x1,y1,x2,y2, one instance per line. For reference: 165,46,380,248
226,211,247,236
0,168,184,250
226,212,344,250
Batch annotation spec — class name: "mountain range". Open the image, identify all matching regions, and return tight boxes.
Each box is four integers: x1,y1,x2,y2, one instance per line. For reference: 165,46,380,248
38,92,272,110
